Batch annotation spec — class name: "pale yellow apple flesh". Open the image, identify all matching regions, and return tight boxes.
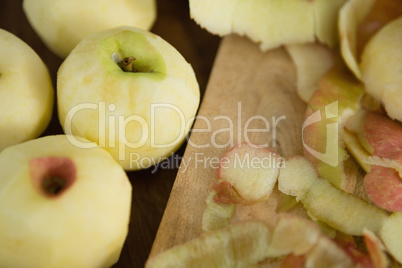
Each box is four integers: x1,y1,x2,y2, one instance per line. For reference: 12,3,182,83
0,29,53,152
216,143,281,204
304,236,356,268
0,135,131,268
266,213,321,257
146,221,272,268
278,156,388,236
57,26,200,170
340,0,402,80
356,0,402,55
344,109,373,156
360,16,402,122
201,190,235,232
23,0,156,58
339,0,376,80
313,0,351,47
147,214,361,267
343,129,371,173
285,43,335,103
277,156,316,202
381,212,402,263
190,0,348,51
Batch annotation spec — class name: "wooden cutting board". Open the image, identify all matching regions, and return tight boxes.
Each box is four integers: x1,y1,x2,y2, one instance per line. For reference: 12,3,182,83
148,34,310,257
148,34,366,263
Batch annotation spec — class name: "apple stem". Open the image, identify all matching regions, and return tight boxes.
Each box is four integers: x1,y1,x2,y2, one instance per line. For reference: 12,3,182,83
118,56,136,72
42,176,67,196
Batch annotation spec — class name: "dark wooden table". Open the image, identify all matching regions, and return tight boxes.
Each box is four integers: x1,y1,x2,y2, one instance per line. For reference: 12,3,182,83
0,1,220,267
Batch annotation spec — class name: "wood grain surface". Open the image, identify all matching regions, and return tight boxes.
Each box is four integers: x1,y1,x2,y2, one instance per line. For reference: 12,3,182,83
149,34,309,257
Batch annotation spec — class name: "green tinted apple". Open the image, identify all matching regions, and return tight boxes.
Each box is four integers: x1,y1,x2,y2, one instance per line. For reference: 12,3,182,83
58,26,200,170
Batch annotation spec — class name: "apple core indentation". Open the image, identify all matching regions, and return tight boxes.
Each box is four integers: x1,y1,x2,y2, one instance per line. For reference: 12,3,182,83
30,157,77,198
41,176,67,195
99,30,166,80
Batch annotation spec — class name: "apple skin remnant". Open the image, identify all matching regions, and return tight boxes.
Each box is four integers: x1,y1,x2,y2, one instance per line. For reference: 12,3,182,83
216,142,281,203
356,111,402,212
30,157,77,198
190,0,348,51
278,156,387,236
0,135,132,268
303,62,364,191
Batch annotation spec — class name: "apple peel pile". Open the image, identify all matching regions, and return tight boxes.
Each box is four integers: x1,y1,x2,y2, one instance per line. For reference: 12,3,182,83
203,144,402,265
360,17,402,123
202,143,281,232
190,0,348,51
214,142,282,205
150,132,402,266
201,190,235,232
147,213,389,268
278,156,387,236
340,0,402,81
303,0,402,213
344,111,402,212
303,62,364,191
340,0,402,122
285,43,335,103
338,0,376,80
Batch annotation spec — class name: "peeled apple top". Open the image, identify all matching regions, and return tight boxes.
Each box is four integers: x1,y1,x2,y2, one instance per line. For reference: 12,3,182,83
190,0,348,51
57,26,200,171
0,135,131,268
23,0,156,58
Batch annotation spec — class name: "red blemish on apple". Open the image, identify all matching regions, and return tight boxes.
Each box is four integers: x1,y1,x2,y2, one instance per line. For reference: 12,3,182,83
364,166,402,212
30,157,77,198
